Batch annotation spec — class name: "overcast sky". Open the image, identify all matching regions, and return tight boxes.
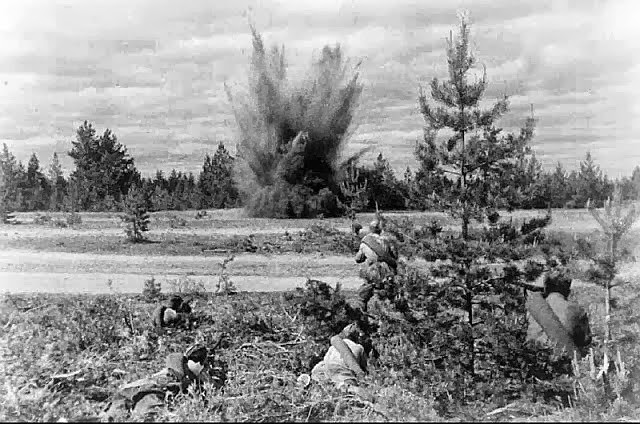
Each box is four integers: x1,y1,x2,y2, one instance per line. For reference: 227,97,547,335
1,0,639,178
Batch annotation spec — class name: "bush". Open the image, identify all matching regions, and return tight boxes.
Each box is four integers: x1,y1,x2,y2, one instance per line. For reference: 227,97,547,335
120,185,149,242
52,219,68,228
1,207,16,224
283,279,367,342
142,277,162,301
33,213,52,225
168,214,187,228
169,276,208,299
65,211,82,226
215,256,237,296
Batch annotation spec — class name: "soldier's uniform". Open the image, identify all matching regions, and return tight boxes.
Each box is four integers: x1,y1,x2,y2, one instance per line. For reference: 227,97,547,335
311,324,367,390
354,220,398,311
153,295,192,330
526,273,592,350
102,344,225,422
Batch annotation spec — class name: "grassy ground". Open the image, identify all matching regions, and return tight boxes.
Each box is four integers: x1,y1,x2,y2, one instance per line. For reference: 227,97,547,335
1,282,639,422
1,208,639,421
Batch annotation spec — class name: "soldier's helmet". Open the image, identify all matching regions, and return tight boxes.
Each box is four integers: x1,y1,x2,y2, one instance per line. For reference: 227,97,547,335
369,220,382,234
169,295,184,311
543,270,572,299
340,323,364,344
185,344,208,364
184,344,209,376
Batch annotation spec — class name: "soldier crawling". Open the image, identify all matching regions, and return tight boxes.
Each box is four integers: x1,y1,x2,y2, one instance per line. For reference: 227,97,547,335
153,295,192,330
527,270,592,351
310,323,368,393
101,343,226,421
354,219,399,311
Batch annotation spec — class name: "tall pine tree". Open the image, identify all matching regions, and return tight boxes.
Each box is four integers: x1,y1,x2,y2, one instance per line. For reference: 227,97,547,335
416,16,535,238
0,144,23,213
68,121,139,210
198,143,239,209
25,153,50,211
572,151,612,207
48,153,67,211
399,15,560,387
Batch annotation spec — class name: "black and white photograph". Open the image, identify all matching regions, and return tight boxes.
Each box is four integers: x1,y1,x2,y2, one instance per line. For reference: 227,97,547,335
1,0,639,421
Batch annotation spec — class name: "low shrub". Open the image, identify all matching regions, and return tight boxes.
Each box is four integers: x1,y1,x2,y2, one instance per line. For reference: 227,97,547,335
169,276,208,299
141,277,162,301
120,185,150,243
168,214,187,228
215,256,237,296
33,214,52,225
65,211,82,226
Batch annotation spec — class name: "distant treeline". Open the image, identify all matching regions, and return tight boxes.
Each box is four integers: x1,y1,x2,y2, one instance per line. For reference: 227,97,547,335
0,120,639,214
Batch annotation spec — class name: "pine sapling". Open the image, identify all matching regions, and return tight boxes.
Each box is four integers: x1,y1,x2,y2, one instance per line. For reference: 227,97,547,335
121,185,150,242
340,160,369,215
215,256,237,295
586,185,640,365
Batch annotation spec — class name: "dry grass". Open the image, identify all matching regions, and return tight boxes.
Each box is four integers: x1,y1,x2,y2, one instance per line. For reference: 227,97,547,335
1,277,639,422
1,208,639,421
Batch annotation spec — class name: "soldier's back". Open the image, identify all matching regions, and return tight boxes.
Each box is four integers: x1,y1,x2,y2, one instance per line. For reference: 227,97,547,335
527,293,592,348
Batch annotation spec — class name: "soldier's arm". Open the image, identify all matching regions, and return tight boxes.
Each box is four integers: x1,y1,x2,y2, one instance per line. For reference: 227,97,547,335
153,305,167,328
355,244,367,263
389,242,399,260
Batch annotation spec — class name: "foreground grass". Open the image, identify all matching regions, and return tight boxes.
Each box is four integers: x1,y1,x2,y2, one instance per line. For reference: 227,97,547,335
2,208,639,421
0,291,441,422
2,279,639,422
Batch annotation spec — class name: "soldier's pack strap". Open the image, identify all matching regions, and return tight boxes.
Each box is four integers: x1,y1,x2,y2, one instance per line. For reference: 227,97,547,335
361,234,396,269
526,291,581,359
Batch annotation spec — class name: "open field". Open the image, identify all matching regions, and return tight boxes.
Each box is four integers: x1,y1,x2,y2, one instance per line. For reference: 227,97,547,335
2,208,640,421
2,208,639,294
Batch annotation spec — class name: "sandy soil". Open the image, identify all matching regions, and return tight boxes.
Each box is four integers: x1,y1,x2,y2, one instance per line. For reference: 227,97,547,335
0,226,318,238
0,271,362,294
0,249,361,294
2,208,638,295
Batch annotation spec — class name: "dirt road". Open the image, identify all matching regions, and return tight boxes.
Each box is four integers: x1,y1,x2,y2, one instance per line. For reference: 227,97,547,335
2,208,638,294
0,249,362,294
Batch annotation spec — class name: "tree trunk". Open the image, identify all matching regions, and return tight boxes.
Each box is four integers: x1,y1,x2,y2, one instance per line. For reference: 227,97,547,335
462,214,469,241
604,235,616,348
466,289,475,377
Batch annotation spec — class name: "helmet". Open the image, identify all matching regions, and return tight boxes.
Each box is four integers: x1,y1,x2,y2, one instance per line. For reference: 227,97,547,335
169,295,184,310
340,323,364,343
543,270,572,299
369,220,382,234
184,343,208,365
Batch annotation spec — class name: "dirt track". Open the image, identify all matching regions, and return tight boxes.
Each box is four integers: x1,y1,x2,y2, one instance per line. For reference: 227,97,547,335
2,208,639,294
0,249,362,294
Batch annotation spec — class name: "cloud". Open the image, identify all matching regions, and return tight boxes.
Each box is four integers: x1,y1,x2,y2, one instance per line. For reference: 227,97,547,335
0,0,638,181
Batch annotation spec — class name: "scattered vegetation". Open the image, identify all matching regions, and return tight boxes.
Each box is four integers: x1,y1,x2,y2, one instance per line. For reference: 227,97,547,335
168,213,188,228
141,277,162,301
2,11,640,424
65,211,82,226
169,276,208,299
3,275,639,422
215,256,237,296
